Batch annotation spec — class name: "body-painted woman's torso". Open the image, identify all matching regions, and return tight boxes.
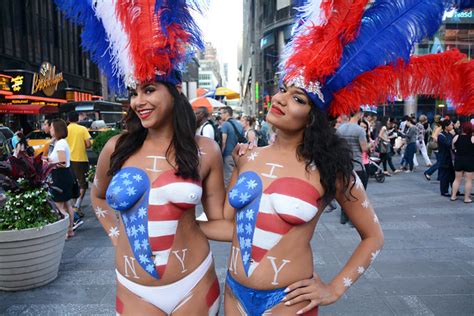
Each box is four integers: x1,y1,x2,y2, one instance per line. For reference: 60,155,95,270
227,146,326,290
107,143,211,286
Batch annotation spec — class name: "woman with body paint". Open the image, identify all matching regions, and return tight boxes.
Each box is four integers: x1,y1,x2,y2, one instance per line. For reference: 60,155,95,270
56,1,225,314
221,0,473,314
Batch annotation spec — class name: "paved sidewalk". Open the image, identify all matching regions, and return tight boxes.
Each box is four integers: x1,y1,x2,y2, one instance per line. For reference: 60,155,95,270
0,168,473,315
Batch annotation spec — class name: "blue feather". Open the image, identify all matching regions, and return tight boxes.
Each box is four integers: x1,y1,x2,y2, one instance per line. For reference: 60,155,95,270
53,0,124,92
325,0,447,96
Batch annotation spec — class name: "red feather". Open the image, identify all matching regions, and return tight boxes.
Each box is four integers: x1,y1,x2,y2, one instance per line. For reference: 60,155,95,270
328,49,473,116
286,0,369,84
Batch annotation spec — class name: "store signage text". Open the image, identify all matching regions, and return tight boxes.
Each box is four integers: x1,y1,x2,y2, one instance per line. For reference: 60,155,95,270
11,76,24,92
32,62,63,96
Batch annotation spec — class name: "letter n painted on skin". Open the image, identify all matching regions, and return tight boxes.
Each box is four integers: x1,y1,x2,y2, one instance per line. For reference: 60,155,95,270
229,246,240,275
123,256,140,279
267,256,290,285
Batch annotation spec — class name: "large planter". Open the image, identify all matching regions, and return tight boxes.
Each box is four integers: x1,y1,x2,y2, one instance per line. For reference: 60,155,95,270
0,215,68,291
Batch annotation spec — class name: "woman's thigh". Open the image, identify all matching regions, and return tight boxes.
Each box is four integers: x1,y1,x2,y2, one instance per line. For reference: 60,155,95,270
172,263,220,315
116,282,166,316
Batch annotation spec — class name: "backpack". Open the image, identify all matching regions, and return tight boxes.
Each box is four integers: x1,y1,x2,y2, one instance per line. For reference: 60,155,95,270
255,129,268,147
228,119,247,144
201,120,222,147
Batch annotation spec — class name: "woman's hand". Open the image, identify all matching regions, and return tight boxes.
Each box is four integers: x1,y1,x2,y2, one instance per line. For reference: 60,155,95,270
232,142,256,163
282,273,340,314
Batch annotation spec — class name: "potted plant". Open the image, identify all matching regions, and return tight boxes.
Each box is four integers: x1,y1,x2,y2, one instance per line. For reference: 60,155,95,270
0,152,68,291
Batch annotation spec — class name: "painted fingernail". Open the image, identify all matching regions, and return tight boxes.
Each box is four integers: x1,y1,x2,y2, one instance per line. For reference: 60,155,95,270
284,287,290,293
285,301,291,306
282,296,286,301
296,310,303,315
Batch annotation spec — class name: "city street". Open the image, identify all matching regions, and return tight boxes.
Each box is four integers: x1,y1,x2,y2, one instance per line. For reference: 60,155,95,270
0,167,473,315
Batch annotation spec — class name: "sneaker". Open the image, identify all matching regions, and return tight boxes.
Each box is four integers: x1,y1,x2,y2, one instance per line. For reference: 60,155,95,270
73,218,84,231
394,169,403,174
404,170,412,173
73,207,85,218
424,173,431,181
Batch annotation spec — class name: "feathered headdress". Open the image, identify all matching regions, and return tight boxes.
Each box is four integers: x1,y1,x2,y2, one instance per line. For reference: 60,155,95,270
280,0,474,116
54,0,207,92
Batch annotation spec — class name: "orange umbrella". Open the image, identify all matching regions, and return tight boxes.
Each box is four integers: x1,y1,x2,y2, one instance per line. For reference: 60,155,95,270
190,97,226,112
196,88,208,97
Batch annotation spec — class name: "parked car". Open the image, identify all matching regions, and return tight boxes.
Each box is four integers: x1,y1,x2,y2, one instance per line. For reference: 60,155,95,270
26,130,52,157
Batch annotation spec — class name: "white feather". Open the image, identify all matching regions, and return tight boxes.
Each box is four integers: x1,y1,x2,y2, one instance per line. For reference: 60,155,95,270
93,0,136,85
280,0,334,72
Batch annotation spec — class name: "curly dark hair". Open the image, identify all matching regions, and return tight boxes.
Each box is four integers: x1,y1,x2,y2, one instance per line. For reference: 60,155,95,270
297,106,355,204
109,82,199,180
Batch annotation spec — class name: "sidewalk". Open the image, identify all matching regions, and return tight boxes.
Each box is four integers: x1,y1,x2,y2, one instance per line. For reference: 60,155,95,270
0,167,473,315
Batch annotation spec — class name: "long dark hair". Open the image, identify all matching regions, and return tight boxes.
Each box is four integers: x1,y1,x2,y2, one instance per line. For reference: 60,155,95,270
109,82,199,180
297,106,354,205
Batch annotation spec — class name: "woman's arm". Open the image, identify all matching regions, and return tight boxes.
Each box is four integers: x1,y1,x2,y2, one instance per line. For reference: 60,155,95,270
283,174,384,313
247,129,257,145
197,137,234,241
90,135,121,246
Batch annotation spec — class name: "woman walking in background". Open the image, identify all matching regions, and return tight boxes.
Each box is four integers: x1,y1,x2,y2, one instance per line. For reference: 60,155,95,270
424,120,443,181
451,122,474,203
378,117,397,176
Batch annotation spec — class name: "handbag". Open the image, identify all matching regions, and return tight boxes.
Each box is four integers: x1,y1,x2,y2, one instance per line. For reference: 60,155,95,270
427,139,438,151
377,139,388,153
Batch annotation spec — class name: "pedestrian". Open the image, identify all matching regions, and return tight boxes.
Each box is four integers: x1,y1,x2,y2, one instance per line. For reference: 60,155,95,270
450,122,473,203
424,120,443,181
337,112,368,225
220,106,245,187
438,119,456,197
241,116,258,146
46,119,75,239
378,117,397,175
66,111,91,220
416,115,432,166
195,106,215,140
55,0,227,313
358,119,373,174
399,118,417,173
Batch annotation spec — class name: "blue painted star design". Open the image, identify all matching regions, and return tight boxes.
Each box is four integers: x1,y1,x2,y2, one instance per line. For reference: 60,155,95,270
106,167,159,279
228,171,262,276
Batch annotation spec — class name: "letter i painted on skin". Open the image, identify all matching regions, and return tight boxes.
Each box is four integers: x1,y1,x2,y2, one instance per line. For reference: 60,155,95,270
173,249,188,273
146,156,167,173
267,256,290,285
261,163,284,179
123,256,140,279
229,246,240,275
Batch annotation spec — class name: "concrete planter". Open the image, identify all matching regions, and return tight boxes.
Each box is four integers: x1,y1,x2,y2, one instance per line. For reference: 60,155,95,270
0,215,68,291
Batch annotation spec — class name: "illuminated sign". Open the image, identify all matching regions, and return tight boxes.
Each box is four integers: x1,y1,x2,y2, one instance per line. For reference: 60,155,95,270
444,9,474,24
0,76,11,93
32,62,63,96
11,76,24,92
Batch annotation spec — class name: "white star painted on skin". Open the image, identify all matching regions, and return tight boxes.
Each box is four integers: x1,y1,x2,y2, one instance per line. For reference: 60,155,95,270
245,238,251,249
141,239,149,249
131,226,138,238
357,266,365,274
237,212,244,221
239,192,251,204
245,223,252,235
138,207,147,219
119,201,129,208
246,180,258,190
247,152,259,161
139,254,150,264
95,206,108,218
133,174,143,182
123,180,132,186
362,199,370,208
370,250,381,263
126,227,131,236
134,240,141,251
229,189,239,200
130,215,136,223
146,264,154,273
245,209,254,220
108,227,119,238
343,277,353,287
138,224,146,234
120,172,131,179
237,176,247,185
126,187,137,196
237,223,244,234
242,252,250,264
373,214,379,223
110,203,118,210
112,186,123,195
239,237,246,248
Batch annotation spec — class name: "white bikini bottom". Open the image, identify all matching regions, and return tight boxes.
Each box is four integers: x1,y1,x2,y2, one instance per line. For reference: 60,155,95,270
116,251,213,314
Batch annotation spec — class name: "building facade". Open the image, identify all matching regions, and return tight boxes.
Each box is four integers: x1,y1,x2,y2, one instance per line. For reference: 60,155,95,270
198,42,222,91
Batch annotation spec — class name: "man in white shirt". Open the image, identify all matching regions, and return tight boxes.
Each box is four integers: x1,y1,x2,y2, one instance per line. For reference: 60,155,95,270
195,106,215,140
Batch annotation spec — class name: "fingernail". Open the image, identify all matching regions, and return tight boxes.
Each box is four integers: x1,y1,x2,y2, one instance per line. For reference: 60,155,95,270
285,301,290,306
282,296,286,301
284,287,290,293
297,311,303,315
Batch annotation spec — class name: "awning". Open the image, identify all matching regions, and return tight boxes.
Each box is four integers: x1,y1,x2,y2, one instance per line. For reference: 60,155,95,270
0,104,59,114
